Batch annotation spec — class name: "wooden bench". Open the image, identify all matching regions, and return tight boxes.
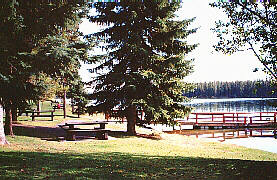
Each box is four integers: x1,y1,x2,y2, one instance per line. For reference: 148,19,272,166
59,122,109,140
64,129,110,140
30,111,55,121
17,110,34,116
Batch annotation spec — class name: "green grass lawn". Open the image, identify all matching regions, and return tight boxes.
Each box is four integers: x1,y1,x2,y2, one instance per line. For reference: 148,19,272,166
1,130,277,179
1,102,277,179
15,101,95,127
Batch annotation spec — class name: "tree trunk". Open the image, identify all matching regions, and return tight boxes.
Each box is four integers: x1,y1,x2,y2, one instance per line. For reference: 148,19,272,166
37,101,41,115
63,90,66,119
4,103,14,136
72,105,74,114
0,105,9,145
11,105,17,122
77,103,80,118
126,105,137,135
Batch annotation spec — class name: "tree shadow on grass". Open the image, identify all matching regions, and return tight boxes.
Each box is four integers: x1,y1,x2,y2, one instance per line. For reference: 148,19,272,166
12,125,161,141
0,151,276,179
13,124,65,139
66,115,81,118
108,131,162,140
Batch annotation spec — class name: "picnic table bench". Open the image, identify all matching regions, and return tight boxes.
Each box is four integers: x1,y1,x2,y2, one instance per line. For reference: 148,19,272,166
17,110,35,116
58,121,109,140
30,110,55,121
53,104,64,110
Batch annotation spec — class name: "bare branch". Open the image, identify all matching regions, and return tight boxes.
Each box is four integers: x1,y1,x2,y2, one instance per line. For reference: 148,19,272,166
237,2,277,29
248,42,277,80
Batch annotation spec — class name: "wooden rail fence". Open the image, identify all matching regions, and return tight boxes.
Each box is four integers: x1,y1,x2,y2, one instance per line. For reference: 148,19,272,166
176,112,277,129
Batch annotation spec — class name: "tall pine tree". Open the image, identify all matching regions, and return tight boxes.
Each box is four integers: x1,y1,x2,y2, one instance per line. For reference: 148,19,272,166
88,1,197,135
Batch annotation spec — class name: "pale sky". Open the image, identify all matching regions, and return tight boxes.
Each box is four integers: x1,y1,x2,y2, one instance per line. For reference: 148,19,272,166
79,1,269,83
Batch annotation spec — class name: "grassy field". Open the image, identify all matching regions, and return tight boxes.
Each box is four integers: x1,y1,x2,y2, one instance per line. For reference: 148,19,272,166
1,102,277,179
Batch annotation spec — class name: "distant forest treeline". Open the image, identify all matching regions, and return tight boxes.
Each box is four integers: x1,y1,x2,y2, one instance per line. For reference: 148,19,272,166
185,81,275,98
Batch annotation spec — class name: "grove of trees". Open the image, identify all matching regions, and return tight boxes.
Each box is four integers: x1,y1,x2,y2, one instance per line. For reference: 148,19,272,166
0,1,197,142
184,80,275,98
0,0,90,144
1,1,275,144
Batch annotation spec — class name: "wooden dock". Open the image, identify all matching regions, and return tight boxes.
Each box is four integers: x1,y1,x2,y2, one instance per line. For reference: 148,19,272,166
166,128,277,141
176,112,277,129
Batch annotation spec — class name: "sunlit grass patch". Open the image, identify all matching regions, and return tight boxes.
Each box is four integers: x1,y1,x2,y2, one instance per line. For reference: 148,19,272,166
2,102,277,179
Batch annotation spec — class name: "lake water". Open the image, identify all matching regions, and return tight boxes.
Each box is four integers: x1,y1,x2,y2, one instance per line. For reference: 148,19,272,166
168,128,277,154
184,98,277,112
179,98,277,153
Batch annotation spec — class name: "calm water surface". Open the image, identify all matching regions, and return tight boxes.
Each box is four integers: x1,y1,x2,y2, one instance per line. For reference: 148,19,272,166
179,98,277,153
169,128,277,154
184,98,277,112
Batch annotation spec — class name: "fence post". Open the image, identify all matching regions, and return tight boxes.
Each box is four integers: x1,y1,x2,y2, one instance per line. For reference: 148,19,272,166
105,113,109,121
51,111,54,121
196,114,198,124
274,113,276,126
244,117,246,125
32,112,35,121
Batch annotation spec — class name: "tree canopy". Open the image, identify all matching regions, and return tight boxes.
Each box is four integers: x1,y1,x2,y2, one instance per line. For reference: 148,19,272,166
0,0,90,137
210,1,277,80
87,1,197,134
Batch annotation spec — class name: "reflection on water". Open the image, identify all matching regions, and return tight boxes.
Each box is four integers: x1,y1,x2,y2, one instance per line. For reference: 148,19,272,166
170,128,277,141
185,98,277,112
176,99,277,153
168,128,277,153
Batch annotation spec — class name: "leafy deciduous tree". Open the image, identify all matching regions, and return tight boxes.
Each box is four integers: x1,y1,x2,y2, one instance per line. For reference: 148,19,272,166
0,0,89,142
210,2,277,80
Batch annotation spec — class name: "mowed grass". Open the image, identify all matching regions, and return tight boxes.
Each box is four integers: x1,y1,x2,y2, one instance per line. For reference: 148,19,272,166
1,131,277,179
1,102,277,179
15,101,103,127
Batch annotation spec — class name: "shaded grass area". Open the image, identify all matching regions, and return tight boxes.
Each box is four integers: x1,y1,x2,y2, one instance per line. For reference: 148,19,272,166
15,101,79,123
0,151,276,179
16,106,107,128
1,134,277,179
2,101,277,179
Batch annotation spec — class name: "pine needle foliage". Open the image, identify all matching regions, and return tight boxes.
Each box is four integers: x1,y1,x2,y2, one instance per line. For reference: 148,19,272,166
88,1,197,132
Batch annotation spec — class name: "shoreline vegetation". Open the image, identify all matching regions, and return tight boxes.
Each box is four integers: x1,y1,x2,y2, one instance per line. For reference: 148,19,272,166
1,107,277,179
184,80,275,99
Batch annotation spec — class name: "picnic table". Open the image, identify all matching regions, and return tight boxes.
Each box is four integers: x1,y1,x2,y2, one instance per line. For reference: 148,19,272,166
58,121,109,141
30,110,55,121
17,110,35,116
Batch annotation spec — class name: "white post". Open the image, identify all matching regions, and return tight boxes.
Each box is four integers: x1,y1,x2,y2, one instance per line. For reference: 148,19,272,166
0,105,9,145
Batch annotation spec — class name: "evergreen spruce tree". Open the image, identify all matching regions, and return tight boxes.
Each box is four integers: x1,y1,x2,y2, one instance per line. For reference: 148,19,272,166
88,1,197,135
0,0,89,141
